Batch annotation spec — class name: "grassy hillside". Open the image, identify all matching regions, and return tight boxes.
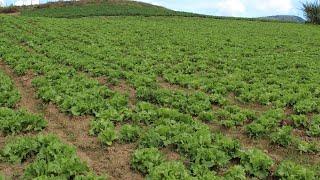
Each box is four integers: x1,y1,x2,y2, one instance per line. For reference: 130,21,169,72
260,15,305,23
0,13,319,179
20,0,204,18
1,0,303,24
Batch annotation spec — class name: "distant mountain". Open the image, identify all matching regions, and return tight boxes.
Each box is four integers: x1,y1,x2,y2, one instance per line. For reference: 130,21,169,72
259,15,305,23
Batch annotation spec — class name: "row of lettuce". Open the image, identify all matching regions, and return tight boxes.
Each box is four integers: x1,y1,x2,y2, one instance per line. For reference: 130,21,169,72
0,16,319,179
0,66,104,178
1,15,319,148
7,15,320,115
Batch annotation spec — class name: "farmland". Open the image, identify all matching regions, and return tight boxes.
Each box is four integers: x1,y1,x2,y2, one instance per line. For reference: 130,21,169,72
1,1,320,179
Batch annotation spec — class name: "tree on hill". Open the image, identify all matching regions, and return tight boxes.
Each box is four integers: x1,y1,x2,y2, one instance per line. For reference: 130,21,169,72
302,0,320,24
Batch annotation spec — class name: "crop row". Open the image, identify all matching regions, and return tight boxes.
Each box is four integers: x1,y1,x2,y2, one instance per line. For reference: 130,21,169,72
2,18,319,149
0,62,103,179
0,15,320,178
3,15,320,115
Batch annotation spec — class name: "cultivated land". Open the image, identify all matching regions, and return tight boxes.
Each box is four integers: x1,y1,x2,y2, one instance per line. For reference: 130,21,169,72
0,1,320,179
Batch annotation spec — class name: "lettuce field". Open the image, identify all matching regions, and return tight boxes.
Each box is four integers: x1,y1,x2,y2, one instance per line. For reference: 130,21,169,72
0,7,320,180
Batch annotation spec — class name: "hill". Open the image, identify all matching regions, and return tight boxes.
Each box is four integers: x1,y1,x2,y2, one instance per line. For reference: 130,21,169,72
0,1,319,180
1,0,304,24
259,15,305,23
19,0,204,18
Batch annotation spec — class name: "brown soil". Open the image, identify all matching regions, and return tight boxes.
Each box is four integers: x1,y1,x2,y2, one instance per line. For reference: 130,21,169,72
161,147,181,161
0,61,143,180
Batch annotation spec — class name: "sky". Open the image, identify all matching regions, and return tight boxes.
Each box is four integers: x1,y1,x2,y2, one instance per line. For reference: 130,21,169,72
138,0,307,17
0,0,311,18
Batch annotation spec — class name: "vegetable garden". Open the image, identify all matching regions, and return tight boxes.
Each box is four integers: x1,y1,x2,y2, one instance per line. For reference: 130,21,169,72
0,8,320,179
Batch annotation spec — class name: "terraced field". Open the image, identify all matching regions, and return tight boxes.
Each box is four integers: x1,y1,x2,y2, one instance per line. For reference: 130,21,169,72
0,2,320,179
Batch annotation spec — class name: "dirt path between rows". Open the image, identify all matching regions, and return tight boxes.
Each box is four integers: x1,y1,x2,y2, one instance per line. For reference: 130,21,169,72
0,61,143,180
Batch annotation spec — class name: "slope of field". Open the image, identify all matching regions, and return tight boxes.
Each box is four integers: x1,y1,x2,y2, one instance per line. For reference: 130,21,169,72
260,15,305,23
0,11,320,179
20,0,202,18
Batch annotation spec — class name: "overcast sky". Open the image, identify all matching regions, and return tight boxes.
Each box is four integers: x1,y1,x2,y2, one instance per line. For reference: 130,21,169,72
0,0,310,18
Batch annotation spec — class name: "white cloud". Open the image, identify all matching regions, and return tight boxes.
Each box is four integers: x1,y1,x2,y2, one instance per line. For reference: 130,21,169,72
251,0,294,13
0,0,4,7
15,0,39,6
214,0,246,16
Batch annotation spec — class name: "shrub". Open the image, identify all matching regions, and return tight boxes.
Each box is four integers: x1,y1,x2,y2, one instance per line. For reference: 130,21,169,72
302,0,320,24
148,161,192,180
119,124,141,142
240,149,274,179
275,161,316,180
131,148,165,174
0,6,19,14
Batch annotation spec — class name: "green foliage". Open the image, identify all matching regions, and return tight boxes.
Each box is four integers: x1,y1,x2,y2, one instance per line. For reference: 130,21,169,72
214,106,256,128
119,124,141,143
132,102,158,125
98,128,118,146
276,161,316,180
1,134,100,179
0,107,47,135
302,0,320,24
290,115,309,128
89,118,114,136
0,70,20,108
131,148,165,174
198,111,215,122
240,149,274,179
224,165,246,180
137,87,212,116
294,99,317,114
246,109,284,138
147,161,192,180
213,133,241,158
1,11,320,179
24,135,89,179
190,163,218,180
307,115,320,137
270,126,294,147
295,139,319,153
0,136,39,163
192,147,230,168
89,110,121,146
32,70,125,116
